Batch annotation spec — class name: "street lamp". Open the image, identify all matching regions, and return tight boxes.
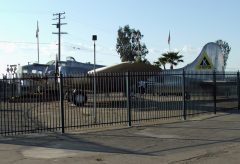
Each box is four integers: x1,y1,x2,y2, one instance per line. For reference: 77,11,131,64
92,35,97,123
92,35,97,71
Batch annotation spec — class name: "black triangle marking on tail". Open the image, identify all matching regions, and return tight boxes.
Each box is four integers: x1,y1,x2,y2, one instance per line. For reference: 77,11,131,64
195,52,213,70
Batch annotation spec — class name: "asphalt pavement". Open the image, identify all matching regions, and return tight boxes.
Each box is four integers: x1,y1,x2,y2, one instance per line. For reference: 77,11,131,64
1,110,240,164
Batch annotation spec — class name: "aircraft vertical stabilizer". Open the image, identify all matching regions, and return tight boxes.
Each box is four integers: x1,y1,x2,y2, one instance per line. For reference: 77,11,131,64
165,42,224,75
183,42,224,73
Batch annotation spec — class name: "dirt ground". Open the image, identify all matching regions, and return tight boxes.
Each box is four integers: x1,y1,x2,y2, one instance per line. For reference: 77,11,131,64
0,94,237,135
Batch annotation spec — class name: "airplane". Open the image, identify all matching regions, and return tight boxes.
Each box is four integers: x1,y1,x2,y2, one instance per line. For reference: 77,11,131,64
12,42,233,106
71,41,227,106
14,56,104,96
69,62,161,106
139,42,234,98
15,57,160,106
17,56,104,78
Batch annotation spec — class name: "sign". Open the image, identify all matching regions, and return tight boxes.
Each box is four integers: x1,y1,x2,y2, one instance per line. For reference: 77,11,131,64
195,52,213,70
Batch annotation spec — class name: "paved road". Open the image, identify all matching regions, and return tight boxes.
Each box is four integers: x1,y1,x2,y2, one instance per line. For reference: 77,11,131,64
1,110,240,164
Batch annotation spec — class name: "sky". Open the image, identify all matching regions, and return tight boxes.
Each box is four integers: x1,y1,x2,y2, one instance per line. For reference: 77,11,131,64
0,0,239,75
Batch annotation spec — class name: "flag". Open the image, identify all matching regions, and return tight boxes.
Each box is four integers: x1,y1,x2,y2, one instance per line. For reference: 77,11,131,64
36,21,39,38
168,31,170,45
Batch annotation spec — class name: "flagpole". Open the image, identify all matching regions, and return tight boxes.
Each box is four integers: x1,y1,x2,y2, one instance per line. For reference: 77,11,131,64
36,21,40,63
168,30,171,52
37,34,39,63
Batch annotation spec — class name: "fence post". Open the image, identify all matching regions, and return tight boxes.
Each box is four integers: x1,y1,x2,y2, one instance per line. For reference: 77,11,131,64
237,71,240,110
182,69,186,120
126,71,132,126
213,70,217,114
59,73,65,133
3,76,6,103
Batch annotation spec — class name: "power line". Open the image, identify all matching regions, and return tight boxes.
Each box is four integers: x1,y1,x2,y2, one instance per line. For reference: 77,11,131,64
0,40,119,58
0,40,51,45
0,39,118,56
64,35,117,53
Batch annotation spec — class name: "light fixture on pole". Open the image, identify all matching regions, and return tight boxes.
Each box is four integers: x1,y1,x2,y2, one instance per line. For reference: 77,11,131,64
92,35,97,72
92,35,97,123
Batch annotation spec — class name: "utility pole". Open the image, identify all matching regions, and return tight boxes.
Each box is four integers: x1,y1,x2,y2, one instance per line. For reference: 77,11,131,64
52,12,67,62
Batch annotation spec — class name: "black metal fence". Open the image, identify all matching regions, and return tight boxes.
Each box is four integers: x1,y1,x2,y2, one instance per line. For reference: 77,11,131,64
0,71,239,135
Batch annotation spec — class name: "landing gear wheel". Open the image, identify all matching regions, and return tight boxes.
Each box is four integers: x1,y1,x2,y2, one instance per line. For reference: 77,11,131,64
72,90,87,106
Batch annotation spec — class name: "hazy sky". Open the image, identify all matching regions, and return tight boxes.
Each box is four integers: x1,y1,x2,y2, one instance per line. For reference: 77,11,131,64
0,0,239,75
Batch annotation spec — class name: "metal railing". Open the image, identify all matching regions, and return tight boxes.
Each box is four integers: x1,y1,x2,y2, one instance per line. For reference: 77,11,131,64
0,71,239,135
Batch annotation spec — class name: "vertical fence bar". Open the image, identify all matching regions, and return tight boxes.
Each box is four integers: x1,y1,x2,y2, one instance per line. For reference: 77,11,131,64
59,73,65,133
93,71,97,124
3,76,6,103
126,72,131,126
182,70,186,120
213,70,217,114
237,71,240,110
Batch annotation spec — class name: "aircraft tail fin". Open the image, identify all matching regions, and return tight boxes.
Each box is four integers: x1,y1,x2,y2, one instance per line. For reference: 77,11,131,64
184,42,224,72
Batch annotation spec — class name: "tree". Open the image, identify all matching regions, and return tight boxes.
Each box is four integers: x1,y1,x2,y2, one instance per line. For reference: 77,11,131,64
154,57,167,70
215,40,231,68
162,51,184,69
135,55,151,64
116,25,149,62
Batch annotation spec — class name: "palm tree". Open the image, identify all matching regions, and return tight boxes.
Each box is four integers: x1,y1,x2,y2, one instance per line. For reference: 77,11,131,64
154,57,167,70
162,51,184,69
